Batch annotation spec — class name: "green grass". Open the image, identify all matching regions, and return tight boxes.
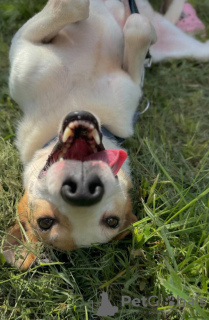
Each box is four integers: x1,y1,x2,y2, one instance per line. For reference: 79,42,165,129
0,0,209,319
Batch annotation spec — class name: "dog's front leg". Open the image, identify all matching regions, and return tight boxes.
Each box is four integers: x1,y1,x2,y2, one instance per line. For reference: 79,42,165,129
123,14,156,86
17,0,90,43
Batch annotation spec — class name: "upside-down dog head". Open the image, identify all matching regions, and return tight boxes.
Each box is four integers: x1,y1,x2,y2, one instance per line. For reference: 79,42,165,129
3,111,137,269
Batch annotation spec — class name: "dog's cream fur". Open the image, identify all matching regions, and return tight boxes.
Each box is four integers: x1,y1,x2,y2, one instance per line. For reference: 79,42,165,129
4,0,208,270
4,0,157,269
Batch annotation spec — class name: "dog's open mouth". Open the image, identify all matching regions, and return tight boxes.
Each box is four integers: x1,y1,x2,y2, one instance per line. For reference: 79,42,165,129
39,111,127,178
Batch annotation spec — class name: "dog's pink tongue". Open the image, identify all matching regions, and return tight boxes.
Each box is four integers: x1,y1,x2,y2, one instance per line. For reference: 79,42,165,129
85,149,127,175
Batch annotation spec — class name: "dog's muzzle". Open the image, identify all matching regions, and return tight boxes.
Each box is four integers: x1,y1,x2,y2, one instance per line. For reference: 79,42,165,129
39,110,128,181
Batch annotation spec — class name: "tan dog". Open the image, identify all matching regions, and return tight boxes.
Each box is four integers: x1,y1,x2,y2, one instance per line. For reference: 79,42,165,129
3,0,156,270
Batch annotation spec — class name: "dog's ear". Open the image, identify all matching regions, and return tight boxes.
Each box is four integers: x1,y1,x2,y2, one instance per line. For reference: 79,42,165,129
3,192,37,270
114,197,137,241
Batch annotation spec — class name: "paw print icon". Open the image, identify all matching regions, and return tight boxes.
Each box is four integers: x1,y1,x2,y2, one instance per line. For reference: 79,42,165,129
164,296,176,306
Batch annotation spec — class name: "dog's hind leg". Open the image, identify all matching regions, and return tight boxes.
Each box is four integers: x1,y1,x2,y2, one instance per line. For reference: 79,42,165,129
14,0,90,43
149,15,209,62
134,0,209,62
123,14,156,86
164,0,185,24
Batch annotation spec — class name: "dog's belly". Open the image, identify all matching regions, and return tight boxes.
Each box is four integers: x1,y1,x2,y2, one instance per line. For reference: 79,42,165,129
9,1,124,111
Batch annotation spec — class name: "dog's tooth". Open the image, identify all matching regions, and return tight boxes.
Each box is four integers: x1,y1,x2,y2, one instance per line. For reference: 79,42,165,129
63,126,73,143
69,122,75,129
84,121,91,128
59,155,64,161
89,124,94,130
91,129,100,145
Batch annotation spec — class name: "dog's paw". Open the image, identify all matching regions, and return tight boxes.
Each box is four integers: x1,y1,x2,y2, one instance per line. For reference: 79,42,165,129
71,0,90,21
51,0,90,22
124,14,157,47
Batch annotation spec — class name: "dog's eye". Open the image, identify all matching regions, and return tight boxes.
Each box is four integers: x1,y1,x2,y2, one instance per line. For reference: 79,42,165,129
104,217,119,229
38,218,55,231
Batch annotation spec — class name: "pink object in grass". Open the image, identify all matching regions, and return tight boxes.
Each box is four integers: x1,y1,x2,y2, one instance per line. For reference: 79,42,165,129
176,3,206,36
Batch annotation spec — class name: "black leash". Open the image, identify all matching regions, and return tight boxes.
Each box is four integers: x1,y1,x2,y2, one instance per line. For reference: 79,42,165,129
128,0,139,14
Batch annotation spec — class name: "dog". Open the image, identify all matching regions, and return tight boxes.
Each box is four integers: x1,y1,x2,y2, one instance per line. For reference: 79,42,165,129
3,0,157,270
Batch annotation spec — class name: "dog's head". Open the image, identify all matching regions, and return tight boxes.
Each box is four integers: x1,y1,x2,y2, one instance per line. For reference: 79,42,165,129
4,111,137,269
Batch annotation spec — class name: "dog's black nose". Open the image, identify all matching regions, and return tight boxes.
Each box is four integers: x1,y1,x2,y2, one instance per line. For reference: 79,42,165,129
61,174,104,206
